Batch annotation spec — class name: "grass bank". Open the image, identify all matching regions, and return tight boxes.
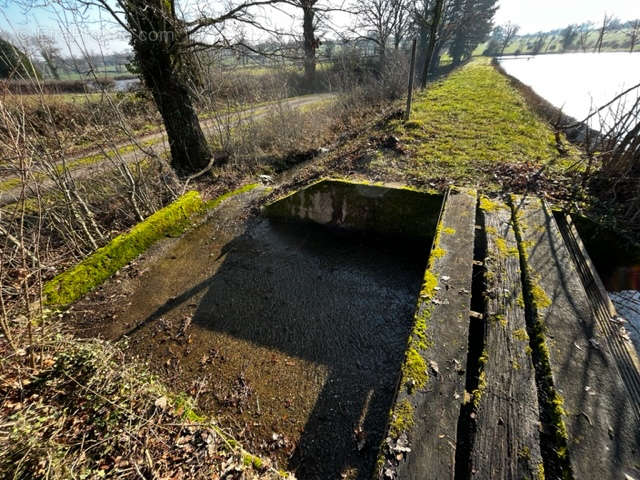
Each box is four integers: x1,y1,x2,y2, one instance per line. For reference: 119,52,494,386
392,58,581,190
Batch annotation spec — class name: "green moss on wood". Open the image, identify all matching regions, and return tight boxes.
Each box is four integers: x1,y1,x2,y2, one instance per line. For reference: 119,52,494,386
389,399,415,437
402,348,428,393
513,328,529,342
509,195,572,478
531,283,551,310
480,196,502,213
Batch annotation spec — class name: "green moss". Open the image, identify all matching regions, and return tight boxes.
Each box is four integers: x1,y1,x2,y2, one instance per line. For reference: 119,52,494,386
490,314,507,327
472,370,487,408
531,283,552,310
395,59,582,190
402,348,428,393
480,196,501,212
389,399,415,437
518,446,531,461
205,183,259,210
550,393,569,443
171,393,206,423
420,269,438,299
513,328,529,342
404,120,424,130
510,196,572,478
42,191,205,307
241,453,266,470
472,350,489,407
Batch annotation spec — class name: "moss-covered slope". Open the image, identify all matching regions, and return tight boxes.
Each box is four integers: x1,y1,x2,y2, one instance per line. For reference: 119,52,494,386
394,58,580,188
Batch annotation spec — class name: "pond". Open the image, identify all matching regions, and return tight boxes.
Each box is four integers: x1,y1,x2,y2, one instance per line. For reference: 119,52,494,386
499,52,640,132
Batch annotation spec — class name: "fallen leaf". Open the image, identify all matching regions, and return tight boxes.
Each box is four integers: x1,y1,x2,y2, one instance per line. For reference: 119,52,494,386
155,396,168,410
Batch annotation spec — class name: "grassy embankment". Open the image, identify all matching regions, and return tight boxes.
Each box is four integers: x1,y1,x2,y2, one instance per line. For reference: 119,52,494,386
385,58,581,192
474,28,638,55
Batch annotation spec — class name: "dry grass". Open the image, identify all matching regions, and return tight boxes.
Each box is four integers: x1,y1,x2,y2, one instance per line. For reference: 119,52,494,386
0,320,289,479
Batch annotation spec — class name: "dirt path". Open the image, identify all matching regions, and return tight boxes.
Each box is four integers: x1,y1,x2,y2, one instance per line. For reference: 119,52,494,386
0,93,334,207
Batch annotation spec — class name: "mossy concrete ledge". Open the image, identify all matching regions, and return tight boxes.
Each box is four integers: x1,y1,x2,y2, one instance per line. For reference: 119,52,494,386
263,179,442,240
43,184,258,308
376,187,477,479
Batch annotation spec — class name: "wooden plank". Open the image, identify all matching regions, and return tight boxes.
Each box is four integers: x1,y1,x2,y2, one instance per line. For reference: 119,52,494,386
379,187,477,480
557,213,640,406
470,200,543,478
512,196,640,480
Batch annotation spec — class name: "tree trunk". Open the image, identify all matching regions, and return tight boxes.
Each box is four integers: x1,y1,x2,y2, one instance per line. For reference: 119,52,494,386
126,0,212,174
420,0,444,89
302,3,317,87
143,65,212,173
417,23,429,76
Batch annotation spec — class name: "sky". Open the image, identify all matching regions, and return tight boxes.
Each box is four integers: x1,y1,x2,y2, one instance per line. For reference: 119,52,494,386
494,0,640,34
1,0,640,55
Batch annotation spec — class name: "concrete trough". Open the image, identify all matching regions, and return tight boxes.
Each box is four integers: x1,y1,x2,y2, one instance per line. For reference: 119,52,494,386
263,179,442,241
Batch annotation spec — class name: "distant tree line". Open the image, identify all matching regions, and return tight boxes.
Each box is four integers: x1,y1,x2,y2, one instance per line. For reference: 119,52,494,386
485,16,640,57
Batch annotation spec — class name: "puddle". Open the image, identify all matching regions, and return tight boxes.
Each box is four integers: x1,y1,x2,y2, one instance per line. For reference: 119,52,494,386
72,182,442,479
133,220,429,478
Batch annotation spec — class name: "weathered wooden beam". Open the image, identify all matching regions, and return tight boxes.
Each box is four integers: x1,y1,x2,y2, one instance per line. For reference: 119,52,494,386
469,199,543,479
511,195,640,480
378,187,477,480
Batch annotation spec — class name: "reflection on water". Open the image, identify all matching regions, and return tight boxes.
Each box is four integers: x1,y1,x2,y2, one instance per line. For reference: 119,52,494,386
606,265,640,292
499,52,640,132
570,214,640,293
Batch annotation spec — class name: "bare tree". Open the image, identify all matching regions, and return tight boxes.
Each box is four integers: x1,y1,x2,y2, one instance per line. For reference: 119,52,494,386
594,13,613,53
499,21,519,56
576,22,593,52
627,19,640,53
531,33,546,55
30,34,62,79
284,0,321,86
354,0,408,69
419,0,444,88
392,0,411,50
29,0,284,174
560,24,578,51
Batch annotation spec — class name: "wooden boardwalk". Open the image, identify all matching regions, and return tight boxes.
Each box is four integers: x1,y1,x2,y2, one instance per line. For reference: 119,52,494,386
385,189,640,480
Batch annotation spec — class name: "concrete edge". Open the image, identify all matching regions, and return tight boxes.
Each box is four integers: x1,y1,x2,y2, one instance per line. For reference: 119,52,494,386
42,184,259,309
